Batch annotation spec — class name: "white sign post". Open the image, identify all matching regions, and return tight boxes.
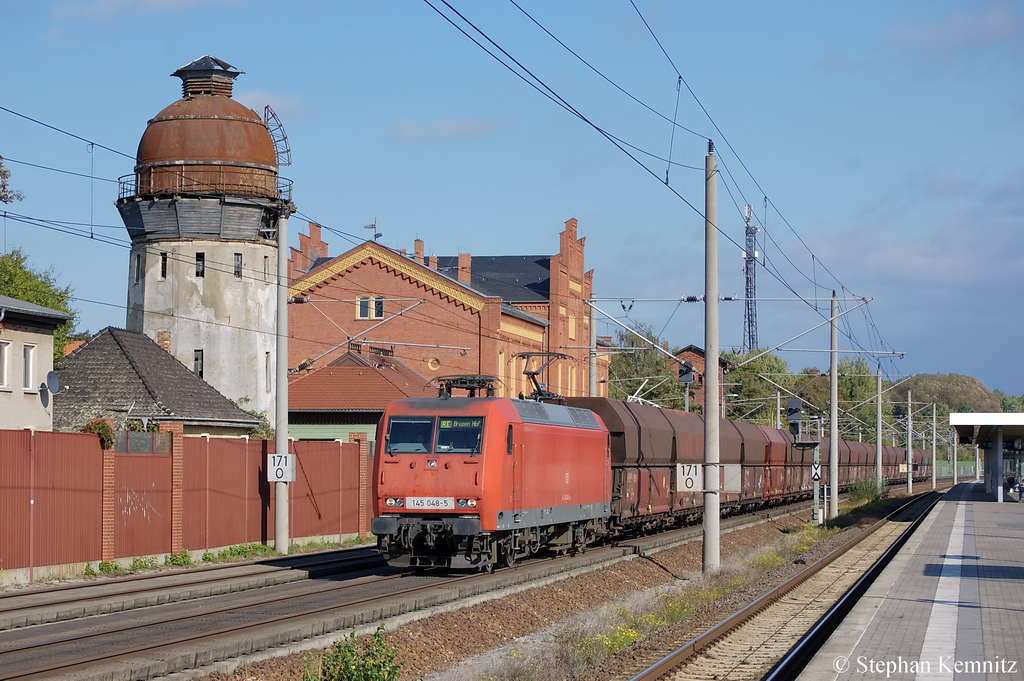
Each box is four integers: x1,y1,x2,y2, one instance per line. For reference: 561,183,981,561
677,463,702,492
269,451,295,483
676,463,742,493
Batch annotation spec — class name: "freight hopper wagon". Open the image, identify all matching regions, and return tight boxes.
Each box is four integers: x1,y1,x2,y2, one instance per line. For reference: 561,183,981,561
564,397,782,530
561,397,933,529
371,395,612,569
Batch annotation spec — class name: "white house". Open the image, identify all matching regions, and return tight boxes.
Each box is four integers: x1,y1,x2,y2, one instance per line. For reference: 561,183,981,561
0,294,72,431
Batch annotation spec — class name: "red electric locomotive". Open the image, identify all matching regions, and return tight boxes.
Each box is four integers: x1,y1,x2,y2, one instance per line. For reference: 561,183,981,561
371,377,611,569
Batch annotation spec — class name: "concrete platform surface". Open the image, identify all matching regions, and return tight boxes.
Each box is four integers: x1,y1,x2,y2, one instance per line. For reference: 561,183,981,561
798,482,1024,680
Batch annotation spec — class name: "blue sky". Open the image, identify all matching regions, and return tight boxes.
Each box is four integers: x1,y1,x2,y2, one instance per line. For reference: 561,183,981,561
2,0,1022,394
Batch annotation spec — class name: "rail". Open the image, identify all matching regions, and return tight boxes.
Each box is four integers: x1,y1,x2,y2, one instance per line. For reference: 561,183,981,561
629,491,942,681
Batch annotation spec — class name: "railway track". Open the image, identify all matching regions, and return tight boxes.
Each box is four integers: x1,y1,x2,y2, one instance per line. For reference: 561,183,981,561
0,499,821,681
626,490,942,681
0,484,948,680
0,547,386,631
0,565,460,680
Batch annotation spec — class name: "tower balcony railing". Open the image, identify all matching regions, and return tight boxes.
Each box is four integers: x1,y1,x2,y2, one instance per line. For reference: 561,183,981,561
119,172,292,202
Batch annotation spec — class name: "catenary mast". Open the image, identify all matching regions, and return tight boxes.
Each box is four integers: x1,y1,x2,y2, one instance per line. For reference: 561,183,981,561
742,205,758,354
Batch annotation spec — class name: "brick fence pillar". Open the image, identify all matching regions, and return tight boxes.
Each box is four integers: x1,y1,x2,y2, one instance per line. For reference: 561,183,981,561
91,418,118,562
160,422,185,554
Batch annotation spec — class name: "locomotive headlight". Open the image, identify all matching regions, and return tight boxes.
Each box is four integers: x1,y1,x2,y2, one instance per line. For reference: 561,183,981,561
457,498,478,508
384,497,405,507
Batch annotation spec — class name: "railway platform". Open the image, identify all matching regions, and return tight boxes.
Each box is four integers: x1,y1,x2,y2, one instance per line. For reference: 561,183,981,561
798,482,1024,680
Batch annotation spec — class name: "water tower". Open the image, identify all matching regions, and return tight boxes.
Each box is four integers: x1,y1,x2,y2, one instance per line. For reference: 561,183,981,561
116,56,292,419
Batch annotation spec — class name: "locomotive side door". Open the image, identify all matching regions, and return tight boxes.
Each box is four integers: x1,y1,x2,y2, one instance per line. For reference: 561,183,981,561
510,424,524,515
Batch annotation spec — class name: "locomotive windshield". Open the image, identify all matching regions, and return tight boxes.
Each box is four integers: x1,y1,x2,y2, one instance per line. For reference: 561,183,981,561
385,417,435,453
436,417,484,454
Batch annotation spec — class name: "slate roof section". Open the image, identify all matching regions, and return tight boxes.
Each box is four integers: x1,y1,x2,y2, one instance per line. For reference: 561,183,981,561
0,294,73,325
54,327,260,432
290,351,436,411
501,303,548,327
435,255,551,303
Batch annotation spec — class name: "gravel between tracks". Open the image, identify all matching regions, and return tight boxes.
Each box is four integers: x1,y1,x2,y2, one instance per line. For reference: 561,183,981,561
199,508,876,681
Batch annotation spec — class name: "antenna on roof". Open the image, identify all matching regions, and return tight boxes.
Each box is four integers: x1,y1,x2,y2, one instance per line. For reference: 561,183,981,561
364,219,381,241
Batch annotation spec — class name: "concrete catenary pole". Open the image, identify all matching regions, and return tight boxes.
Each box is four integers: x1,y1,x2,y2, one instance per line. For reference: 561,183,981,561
906,389,913,495
952,428,958,486
275,211,290,555
931,403,937,490
703,141,720,574
829,293,839,519
876,367,883,489
589,297,598,397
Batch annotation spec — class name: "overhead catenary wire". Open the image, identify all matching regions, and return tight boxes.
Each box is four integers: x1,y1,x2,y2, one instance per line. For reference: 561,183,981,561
430,1,897,369
5,15,902,380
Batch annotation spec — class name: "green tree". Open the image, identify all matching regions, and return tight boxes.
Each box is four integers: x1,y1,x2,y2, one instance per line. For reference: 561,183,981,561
607,321,688,408
0,156,25,204
994,389,1024,413
794,367,829,419
889,374,1001,415
0,249,76,362
837,356,890,440
720,349,791,425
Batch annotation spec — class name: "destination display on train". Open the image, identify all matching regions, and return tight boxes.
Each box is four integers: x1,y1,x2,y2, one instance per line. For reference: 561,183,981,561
439,419,482,430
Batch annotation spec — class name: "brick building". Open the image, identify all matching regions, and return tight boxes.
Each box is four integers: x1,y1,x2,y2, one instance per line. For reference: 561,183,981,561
287,219,607,399
673,344,728,412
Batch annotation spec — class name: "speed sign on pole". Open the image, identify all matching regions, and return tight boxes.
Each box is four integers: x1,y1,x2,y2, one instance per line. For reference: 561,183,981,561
269,451,295,482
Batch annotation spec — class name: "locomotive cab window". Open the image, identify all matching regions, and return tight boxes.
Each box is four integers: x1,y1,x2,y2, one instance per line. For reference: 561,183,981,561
436,418,484,454
385,417,435,453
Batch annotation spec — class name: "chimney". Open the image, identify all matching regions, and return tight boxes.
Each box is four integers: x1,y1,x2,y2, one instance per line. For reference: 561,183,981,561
458,253,472,284
428,254,438,269
414,239,425,264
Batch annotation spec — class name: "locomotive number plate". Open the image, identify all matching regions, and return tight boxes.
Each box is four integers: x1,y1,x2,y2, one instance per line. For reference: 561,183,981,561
407,497,455,510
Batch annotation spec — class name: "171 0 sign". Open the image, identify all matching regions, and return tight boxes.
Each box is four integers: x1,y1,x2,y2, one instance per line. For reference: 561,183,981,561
269,452,295,482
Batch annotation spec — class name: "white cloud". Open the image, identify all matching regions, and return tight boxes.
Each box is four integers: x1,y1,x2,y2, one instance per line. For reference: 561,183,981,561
53,0,240,19
388,117,500,142
234,90,304,120
885,1,1024,64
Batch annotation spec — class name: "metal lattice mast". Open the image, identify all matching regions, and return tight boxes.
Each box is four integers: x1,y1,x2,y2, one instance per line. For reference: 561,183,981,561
742,205,758,353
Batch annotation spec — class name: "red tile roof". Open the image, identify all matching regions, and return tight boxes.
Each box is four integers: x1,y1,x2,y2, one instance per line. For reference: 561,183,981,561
289,362,436,411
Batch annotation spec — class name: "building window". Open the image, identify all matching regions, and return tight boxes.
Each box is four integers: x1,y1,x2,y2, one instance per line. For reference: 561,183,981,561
23,344,36,391
193,349,204,379
195,252,205,278
133,253,142,284
264,256,270,282
234,253,243,278
0,340,9,388
265,352,272,393
160,252,168,279
357,295,385,319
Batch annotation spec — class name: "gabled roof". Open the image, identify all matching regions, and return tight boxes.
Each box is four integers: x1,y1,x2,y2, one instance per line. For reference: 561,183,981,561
288,241,490,311
289,351,436,411
54,327,259,431
435,255,551,303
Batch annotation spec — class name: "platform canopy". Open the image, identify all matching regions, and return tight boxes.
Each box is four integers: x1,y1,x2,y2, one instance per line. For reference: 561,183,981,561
950,413,1024,448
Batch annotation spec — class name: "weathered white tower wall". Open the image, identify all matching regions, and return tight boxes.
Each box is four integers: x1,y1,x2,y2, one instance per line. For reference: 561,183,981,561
126,240,277,415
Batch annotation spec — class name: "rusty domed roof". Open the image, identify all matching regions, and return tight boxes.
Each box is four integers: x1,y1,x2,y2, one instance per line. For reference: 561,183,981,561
135,56,276,173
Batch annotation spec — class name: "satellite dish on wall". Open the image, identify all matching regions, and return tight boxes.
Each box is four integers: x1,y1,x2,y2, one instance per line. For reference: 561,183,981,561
46,371,60,394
